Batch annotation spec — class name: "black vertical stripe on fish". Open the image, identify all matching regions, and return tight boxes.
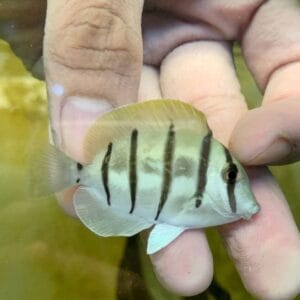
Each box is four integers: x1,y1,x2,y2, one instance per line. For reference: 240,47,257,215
194,129,212,208
76,163,83,185
227,182,236,213
101,142,113,206
155,123,175,220
224,146,232,164
77,162,83,171
223,147,237,213
129,129,138,214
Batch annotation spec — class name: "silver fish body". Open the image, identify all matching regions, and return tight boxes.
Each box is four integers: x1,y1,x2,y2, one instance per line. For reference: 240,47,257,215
81,126,258,229
29,99,260,254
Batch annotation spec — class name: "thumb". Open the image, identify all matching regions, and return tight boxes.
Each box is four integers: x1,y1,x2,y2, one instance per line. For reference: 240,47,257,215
230,98,300,165
43,0,143,215
44,0,143,161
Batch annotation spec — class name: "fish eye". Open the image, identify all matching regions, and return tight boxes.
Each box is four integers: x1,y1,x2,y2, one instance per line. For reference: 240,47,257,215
222,164,239,183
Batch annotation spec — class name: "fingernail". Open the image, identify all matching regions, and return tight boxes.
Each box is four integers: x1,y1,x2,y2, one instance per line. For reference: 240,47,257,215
61,97,113,160
249,138,291,165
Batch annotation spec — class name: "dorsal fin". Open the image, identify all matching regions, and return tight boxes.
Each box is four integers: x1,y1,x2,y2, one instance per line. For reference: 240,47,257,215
84,99,209,161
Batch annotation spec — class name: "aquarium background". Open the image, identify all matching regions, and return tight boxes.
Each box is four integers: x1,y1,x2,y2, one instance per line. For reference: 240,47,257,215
0,38,299,300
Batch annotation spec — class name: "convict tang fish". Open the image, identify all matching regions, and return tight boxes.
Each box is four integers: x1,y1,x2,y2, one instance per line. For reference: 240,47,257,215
30,99,260,254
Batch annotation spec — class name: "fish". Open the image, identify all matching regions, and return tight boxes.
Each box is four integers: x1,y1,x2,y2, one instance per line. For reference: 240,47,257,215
29,99,260,254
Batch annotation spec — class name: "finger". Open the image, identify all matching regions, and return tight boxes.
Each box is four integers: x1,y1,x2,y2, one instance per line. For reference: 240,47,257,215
242,0,300,91
44,0,143,213
160,40,247,145
233,0,300,165
150,230,213,297
159,40,244,294
230,99,300,165
138,65,162,101
232,3,300,296
44,0,143,158
159,40,300,299
137,64,214,296
220,167,300,300
142,0,265,66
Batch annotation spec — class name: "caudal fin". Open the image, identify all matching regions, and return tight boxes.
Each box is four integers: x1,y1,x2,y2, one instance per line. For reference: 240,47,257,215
27,143,78,197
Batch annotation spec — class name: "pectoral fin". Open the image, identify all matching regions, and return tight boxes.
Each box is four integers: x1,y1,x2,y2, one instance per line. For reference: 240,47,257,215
147,223,186,255
74,188,152,237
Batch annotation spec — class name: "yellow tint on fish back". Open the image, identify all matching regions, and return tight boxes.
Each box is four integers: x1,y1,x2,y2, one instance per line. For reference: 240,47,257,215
83,99,209,162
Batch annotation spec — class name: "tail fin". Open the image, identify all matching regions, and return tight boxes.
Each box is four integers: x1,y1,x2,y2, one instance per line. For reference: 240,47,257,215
27,143,78,197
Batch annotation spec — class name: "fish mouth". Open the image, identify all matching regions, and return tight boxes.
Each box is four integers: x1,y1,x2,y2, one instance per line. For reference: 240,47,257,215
242,203,261,220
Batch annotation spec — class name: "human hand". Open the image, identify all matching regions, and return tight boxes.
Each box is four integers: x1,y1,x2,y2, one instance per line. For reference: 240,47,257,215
4,0,300,299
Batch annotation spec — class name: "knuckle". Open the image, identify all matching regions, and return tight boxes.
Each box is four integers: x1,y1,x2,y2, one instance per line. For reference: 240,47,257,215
45,1,141,75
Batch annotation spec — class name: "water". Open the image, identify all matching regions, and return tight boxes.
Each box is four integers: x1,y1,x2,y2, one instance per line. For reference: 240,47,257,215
1,15,300,300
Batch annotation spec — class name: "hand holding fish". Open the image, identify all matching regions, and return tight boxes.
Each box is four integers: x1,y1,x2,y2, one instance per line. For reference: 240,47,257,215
4,0,300,299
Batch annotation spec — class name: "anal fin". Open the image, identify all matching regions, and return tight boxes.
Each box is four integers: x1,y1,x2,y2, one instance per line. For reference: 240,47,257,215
74,188,152,237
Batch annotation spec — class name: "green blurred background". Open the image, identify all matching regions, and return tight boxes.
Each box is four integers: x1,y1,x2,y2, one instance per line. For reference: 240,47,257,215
0,39,299,300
